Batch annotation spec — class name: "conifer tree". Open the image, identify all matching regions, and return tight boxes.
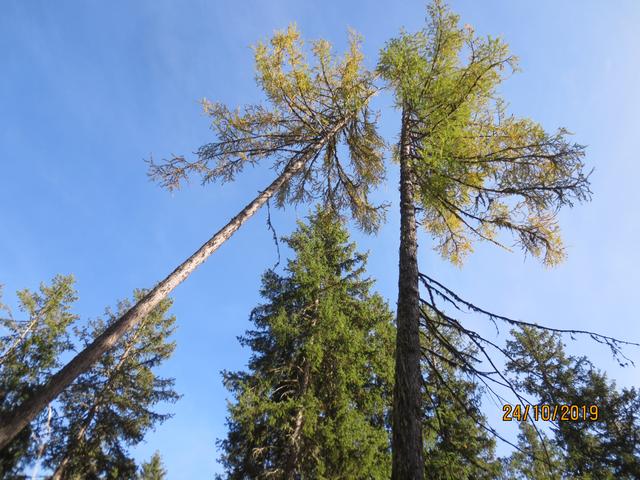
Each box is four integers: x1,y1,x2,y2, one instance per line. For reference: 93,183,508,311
502,422,563,480
421,323,502,479
0,282,178,479
0,26,384,448
505,327,640,478
138,452,167,480
377,2,590,476
45,293,179,480
0,276,78,477
217,208,395,479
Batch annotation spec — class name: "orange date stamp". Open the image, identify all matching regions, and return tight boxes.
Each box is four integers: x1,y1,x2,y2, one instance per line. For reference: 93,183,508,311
502,404,599,422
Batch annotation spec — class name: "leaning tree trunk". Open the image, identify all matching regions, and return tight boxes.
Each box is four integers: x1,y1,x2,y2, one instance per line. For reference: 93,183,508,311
0,125,344,450
391,108,424,480
51,316,146,480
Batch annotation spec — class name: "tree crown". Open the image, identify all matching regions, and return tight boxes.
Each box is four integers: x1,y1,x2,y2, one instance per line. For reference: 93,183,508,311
378,0,590,265
150,26,387,233
218,208,395,479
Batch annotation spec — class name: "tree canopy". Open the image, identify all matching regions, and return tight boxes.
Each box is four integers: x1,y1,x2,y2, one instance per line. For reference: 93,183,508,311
150,24,386,233
0,280,178,479
2,3,638,479
217,209,395,479
378,0,590,266
138,452,168,480
505,326,640,478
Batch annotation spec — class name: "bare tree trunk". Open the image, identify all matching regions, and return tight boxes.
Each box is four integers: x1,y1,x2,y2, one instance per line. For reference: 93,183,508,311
51,318,146,480
0,125,343,450
391,108,424,480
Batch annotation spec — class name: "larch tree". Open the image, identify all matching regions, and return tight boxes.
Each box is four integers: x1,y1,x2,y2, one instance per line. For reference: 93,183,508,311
44,292,178,480
217,209,395,480
0,25,384,448
378,1,591,477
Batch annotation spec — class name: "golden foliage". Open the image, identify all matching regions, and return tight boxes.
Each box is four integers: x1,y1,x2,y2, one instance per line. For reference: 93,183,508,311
379,0,590,266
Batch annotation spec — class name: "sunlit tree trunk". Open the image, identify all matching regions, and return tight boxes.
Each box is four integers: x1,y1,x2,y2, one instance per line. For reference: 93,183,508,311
0,126,343,450
391,108,424,480
50,321,142,480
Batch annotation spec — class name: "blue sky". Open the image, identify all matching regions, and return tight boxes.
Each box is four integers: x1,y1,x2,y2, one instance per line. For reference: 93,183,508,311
1,0,639,477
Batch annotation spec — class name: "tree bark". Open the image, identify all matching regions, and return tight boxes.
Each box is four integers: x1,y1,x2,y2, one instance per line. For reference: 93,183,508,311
391,108,424,480
51,319,144,480
0,125,344,450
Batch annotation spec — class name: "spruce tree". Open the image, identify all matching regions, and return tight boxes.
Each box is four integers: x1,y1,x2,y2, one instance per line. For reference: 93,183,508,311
377,2,590,476
505,326,640,478
217,208,395,479
1,282,178,479
0,276,78,477
421,322,502,479
502,422,563,480
138,452,167,480
44,293,179,479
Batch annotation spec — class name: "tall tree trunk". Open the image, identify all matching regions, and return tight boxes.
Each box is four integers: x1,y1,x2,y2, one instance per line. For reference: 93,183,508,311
51,318,145,480
391,108,424,480
0,125,344,450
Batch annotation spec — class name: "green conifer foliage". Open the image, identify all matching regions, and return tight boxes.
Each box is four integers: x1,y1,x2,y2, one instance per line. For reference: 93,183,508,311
44,293,179,480
138,451,167,480
0,276,78,476
217,208,395,479
421,324,502,479
506,327,640,479
503,422,563,480
1,282,178,479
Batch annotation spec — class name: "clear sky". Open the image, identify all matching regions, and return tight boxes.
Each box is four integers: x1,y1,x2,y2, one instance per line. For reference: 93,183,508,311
1,0,639,477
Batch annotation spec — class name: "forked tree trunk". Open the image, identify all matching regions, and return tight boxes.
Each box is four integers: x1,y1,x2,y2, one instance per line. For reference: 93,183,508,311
0,125,344,450
391,108,424,480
